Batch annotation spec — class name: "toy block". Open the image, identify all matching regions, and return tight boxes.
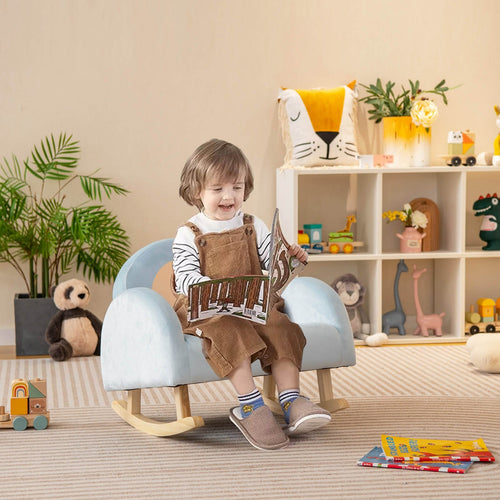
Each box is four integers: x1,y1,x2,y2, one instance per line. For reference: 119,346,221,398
11,379,29,398
29,379,47,398
29,397,47,414
448,143,462,155
462,131,474,144
463,142,475,155
10,396,28,416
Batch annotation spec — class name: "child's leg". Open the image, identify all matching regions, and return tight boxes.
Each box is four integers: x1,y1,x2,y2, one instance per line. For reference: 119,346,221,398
271,358,331,435
228,358,265,417
227,358,289,450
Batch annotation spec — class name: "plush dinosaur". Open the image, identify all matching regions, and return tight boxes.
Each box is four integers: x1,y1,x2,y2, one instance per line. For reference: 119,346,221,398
473,193,500,250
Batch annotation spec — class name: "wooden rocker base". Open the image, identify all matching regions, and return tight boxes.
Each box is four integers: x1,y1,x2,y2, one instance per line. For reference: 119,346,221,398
112,368,348,437
112,386,204,437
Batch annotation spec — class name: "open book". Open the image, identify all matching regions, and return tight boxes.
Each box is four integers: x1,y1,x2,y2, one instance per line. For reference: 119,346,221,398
187,209,305,324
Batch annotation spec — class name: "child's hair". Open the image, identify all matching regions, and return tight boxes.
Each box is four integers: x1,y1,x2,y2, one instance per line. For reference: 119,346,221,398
179,139,254,210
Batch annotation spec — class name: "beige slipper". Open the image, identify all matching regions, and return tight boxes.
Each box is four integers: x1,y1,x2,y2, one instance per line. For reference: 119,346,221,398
229,406,289,451
286,397,331,435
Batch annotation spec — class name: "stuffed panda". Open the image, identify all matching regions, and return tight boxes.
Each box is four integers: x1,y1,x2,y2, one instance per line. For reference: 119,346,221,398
45,279,102,361
331,273,388,347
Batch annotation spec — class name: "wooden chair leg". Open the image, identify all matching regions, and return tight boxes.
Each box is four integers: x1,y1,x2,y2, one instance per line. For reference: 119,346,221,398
261,375,282,415
174,385,191,420
316,368,349,413
111,385,204,437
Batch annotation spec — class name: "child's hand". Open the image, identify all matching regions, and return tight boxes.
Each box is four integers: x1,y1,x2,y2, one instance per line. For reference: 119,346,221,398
288,243,308,264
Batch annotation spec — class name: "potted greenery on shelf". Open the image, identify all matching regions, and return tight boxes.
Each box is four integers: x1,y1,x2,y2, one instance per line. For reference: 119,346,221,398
0,133,130,355
359,79,457,167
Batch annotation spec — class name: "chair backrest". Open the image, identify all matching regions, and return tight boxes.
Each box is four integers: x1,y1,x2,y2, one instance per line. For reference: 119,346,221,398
113,238,174,299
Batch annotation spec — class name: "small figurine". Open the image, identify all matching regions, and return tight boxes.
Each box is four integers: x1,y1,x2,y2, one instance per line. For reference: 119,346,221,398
493,105,500,167
382,259,408,336
472,193,500,250
411,265,444,337
358,154,394,168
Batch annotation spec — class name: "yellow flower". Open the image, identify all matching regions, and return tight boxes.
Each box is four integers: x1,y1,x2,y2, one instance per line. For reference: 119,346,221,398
411,99,439,127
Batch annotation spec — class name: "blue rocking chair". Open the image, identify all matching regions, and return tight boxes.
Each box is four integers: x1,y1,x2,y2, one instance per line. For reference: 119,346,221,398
100,238,355,436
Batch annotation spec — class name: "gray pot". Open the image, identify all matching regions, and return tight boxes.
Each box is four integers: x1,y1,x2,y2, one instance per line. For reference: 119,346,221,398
14,294,58,356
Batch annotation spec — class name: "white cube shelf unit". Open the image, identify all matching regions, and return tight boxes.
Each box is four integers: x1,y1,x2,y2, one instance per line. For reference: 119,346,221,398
277,165,500,345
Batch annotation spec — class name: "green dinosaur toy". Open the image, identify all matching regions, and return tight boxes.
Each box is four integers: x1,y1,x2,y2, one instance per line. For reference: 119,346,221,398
473,193,500,250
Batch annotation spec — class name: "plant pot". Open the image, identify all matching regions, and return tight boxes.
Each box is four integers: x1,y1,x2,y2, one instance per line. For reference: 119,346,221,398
14,294,58,356
382,117,431,167
396,226,426,253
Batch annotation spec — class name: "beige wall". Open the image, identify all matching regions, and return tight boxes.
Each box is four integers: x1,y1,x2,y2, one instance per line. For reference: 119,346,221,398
1,0,499,334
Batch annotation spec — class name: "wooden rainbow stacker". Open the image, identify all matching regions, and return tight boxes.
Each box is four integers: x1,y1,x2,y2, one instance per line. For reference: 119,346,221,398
0,378,50,431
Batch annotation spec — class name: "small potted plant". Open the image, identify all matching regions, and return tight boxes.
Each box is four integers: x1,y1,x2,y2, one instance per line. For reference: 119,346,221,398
383,203,428,253
0,133,130,355
359,79,456,167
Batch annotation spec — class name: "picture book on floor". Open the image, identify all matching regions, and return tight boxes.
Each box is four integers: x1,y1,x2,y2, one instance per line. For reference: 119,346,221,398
357,447,473,474
187,209,305,324
381,435,495,462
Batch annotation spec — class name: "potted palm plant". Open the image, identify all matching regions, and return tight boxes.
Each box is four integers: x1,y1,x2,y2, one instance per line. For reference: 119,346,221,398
0,133,130,355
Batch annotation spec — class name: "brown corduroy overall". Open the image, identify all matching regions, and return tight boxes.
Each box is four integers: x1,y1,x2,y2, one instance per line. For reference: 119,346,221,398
173,214,306,378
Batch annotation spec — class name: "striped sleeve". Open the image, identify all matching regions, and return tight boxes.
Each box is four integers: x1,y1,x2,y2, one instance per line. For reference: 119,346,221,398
254,216,271,270
172,226,210,295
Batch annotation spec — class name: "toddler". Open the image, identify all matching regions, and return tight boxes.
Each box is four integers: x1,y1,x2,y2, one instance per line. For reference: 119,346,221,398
172,138,331,450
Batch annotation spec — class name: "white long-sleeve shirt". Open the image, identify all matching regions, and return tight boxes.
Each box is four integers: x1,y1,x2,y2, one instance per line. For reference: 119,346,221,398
172,211,271,295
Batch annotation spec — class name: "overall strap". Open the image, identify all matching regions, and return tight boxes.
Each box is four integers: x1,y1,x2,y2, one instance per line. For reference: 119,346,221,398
184,222,201,234
243,213,254,225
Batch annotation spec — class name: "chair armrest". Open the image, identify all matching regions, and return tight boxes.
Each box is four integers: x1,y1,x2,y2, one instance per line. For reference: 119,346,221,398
283,277,355,370
282,277,351,331
101,287,190,391
113,239,174,298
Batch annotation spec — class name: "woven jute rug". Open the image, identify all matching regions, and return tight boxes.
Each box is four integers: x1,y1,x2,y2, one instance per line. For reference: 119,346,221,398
1,345,499,499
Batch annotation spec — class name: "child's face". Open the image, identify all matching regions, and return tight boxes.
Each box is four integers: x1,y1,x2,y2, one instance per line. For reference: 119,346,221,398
198,174,246,220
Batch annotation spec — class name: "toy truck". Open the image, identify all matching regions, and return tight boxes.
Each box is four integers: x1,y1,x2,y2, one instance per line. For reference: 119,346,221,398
0,378,50,431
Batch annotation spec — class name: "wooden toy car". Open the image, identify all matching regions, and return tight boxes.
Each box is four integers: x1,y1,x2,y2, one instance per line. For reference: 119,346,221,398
464,299,500,335
328,215,363,254
0,378,50,431
442,130,476,166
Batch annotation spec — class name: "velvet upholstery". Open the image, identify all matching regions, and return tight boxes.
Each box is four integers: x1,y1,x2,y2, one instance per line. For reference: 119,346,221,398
101,239,355,391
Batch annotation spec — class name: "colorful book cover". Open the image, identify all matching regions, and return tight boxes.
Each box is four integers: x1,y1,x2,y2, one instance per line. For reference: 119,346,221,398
358,447,473,474
381,435,495,462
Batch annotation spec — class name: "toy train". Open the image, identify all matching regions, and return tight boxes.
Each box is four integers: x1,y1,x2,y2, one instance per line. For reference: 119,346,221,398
299,215,364,254
0,378,50,431
442,130,477,166
465,298,500,335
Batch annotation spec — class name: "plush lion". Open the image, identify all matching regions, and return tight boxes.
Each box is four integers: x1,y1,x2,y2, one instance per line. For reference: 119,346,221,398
45,279,102,361
331,273,388,347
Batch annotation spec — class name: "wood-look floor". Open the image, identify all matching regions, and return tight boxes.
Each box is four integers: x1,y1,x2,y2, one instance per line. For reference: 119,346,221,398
0,345,49,360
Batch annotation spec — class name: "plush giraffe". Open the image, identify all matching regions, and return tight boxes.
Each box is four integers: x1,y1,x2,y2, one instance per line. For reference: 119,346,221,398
411,265,445,336
382,259,408,335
